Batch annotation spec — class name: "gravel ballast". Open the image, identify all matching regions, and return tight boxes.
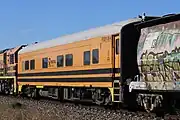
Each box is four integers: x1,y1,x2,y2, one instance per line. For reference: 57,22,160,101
0,95,174,120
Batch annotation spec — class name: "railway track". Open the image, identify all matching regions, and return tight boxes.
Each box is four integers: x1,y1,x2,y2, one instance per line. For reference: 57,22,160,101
0,94,179,120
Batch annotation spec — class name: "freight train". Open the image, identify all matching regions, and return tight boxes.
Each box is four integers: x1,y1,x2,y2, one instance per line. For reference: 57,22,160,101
0,13,179,113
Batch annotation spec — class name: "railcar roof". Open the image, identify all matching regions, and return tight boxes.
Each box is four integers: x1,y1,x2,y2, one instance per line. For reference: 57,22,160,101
19,18,141,54
135,13,180,29
0,48,12,54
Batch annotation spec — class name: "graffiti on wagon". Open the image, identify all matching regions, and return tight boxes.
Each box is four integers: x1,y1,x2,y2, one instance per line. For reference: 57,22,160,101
137,21,180,82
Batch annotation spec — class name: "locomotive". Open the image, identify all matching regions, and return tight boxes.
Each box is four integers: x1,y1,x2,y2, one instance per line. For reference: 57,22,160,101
0,13,179,113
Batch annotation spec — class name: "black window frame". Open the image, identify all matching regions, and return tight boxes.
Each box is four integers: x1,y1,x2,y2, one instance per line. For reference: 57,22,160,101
30,59,35,70
25,60,29,70
84,51,90,65
42,57,48,68
65,54,73,66
57,55,64,67
92,49,99,64
116,38,120,54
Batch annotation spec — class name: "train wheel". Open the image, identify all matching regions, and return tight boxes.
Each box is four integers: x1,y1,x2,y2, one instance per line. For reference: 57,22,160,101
92,89,104,105
31,88,36,98
104,94,112,105
92,89,111,106
143,96,152,113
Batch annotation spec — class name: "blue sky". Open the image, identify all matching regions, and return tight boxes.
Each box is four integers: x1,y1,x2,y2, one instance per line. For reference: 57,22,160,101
0,0,179,49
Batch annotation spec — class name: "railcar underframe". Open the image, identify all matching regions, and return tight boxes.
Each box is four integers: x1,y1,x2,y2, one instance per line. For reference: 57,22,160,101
19,85,113,105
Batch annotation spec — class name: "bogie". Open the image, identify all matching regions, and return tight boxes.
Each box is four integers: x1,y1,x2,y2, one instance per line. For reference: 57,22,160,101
20,86,112,106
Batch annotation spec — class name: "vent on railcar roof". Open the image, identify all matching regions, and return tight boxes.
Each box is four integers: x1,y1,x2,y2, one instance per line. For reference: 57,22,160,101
162,13,177,17
138,13,160,22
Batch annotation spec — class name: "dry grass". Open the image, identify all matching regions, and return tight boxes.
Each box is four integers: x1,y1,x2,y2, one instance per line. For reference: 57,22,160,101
0,102,62,120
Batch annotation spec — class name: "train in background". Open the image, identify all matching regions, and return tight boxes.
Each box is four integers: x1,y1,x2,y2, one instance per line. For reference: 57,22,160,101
0,46,26,94
0,13,179,113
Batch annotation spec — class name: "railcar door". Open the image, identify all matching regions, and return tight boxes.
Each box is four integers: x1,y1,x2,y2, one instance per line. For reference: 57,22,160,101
112,34,122,102
113,34,120,79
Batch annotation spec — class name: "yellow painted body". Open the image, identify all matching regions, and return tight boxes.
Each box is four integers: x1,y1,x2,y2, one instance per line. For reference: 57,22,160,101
108,87,114,101
18,85,22,92
18,34,121,101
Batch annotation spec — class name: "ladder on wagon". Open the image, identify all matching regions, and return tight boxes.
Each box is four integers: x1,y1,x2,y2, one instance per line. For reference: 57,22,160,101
113,80,122,102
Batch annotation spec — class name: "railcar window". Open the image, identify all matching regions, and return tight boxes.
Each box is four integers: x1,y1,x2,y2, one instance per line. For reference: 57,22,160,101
10,54,14,64
30,60,35,70
84,51,90,65
92,49,99,64
57,55,64,67
65,54,73,66
25,60,29,70
116,38,120,54
42,58,48,68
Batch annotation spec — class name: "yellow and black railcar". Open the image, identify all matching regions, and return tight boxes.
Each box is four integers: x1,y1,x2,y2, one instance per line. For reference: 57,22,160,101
17,18,141,105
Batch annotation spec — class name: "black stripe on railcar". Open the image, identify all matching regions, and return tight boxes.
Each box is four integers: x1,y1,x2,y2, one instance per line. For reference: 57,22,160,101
18,77,119,82
18,68,120,77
